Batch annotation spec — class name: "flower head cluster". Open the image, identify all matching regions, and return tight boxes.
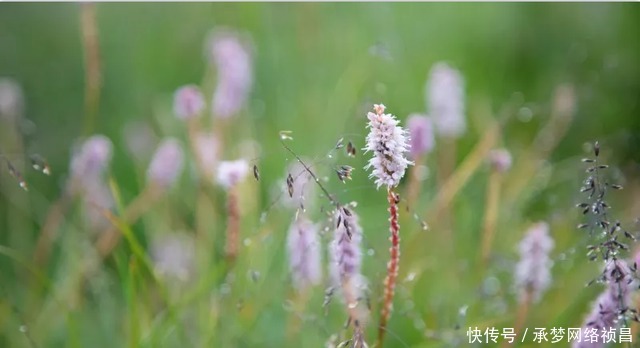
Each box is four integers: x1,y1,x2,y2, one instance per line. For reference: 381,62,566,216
426,62,466,138
216,159,249,189
407,113,434,160
364,104,413,189
206,28,253,119
514,222,554,303
287,216,322,291
147,138,184,189
173,85,205,120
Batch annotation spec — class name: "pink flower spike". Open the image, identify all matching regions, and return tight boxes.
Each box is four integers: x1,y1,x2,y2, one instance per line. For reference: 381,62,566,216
407,114,435,159
287,215,322,291
173,85,205,120
427,62,466,138
147,138,184,189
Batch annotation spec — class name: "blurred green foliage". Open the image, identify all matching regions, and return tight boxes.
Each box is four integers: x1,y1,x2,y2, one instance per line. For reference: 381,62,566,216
0,3,639,347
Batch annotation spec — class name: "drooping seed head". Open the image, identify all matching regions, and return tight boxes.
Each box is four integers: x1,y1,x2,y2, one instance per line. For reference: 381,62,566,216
173,85,205,120
426,62,466,138
206,28,253,119
364,104,413,189
287,215,322,291
281,160,315,210
147,138,184,189
514,222,554,303
407,113,435,159
216,159,249,189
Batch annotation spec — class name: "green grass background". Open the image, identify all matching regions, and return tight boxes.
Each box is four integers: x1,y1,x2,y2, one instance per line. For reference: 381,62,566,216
0,3,639,347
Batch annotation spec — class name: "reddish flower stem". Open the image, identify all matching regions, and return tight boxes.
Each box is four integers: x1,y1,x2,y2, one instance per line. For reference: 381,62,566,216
378,187,400,347
225,188,240,263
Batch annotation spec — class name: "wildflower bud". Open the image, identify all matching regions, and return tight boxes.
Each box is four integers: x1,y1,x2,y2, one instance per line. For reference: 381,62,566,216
287,216,322,290
147,138,184,189
488,148,512,173
426,62,466,138
514,222,554,303
206,28,253,119
173,85,205,120
216,159,249,189
364,104,413,189
407,114,435,159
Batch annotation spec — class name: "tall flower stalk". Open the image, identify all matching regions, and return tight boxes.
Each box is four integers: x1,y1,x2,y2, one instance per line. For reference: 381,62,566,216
363,104,412,347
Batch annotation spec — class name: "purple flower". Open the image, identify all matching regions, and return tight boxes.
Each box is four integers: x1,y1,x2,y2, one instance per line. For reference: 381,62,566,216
287,215,322,290
70,135,113,185
173,85,205,120
407,113,435,159
514,222,554,303
147,138,184,189
206,28,253,119
364,104,413,189
573,259,634,348
426,62,466,138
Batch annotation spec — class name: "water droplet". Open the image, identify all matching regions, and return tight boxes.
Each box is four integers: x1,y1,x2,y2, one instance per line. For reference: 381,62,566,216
367,249,375,256
517,107,533,122
405,272,417,282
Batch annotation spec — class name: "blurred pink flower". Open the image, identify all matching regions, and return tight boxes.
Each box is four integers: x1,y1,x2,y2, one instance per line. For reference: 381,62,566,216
173,85,205,120
287,215,322,290
147,138,184,189
426,62,466,138
216,159,249,189
407,113,434,159
206,28,253,119
488,148,512,173
514,222,554,303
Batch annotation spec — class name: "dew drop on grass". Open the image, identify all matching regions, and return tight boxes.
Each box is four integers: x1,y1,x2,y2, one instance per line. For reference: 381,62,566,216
405,272,417,282
517,107,533,122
